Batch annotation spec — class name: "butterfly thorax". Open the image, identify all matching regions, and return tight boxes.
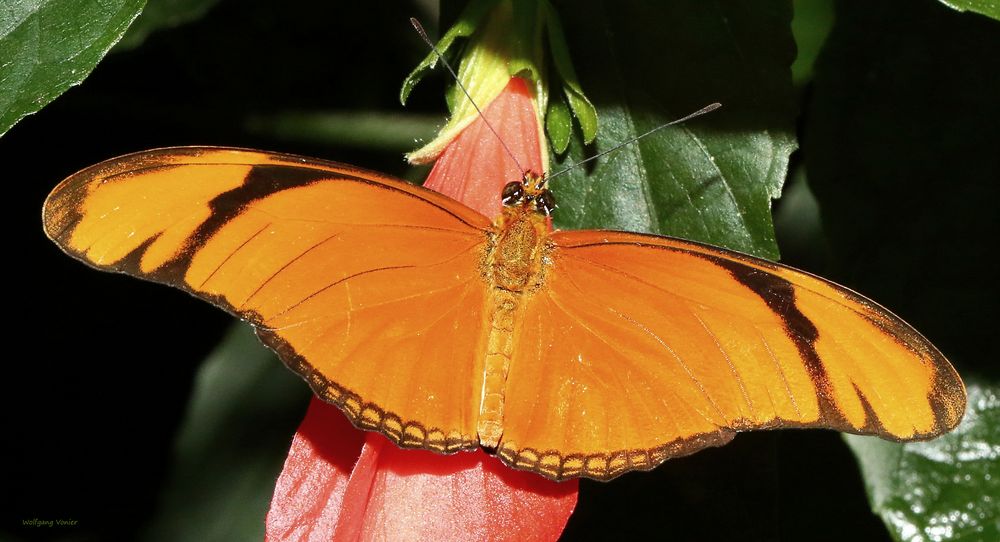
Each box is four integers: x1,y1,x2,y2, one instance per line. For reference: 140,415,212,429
487,176,553,293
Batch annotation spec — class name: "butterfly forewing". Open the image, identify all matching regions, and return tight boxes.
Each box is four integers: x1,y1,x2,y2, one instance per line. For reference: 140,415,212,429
43,147,495,453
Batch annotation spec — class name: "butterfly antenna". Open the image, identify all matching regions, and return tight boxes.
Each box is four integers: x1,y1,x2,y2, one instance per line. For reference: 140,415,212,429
410,17,526,175
545,102,722,182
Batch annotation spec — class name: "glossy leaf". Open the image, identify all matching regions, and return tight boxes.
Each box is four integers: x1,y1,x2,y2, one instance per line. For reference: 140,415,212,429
142,325,309,541
115,0,223,50
938,0,1000,20
844,379,999,542
549,0,797,260
0,0,145,136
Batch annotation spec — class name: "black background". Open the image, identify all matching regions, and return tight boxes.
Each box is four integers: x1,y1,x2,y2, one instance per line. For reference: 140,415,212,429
3,0,996,540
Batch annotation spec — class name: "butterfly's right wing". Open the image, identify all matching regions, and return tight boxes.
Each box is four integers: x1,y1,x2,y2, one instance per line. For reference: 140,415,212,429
44,147,495,452
498,229,964,481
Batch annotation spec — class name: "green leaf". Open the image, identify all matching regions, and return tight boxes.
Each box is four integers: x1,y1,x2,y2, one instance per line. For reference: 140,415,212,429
399,0,499,105
550,0,797,260
844,379,1000,542
938,0,1000,21
0,0,145,137
115,0,223,51
546,94,573,153
141,325,309,542
562,85,598,146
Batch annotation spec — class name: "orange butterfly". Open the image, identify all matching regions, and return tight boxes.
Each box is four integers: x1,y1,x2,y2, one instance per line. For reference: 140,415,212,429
43,147,966,481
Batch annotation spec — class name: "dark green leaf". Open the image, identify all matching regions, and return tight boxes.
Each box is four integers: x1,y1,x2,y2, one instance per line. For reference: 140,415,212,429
0,0,145,137
550,0,797,260
845,379,1000,542
115,0,223,51
938,0,1000,20
141,325,309,542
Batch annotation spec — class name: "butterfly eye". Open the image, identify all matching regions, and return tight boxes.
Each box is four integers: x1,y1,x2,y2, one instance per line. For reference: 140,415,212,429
535,190,556,216
501,182,525,206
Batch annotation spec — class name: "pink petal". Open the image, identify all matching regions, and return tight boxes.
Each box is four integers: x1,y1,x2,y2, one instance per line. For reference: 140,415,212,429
267,76,578,542
333,433,577,542
267,399,366,541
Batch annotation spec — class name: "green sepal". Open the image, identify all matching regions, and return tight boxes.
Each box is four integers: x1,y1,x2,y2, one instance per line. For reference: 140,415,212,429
544,0,598,144
508,0,544,83
399,0,500,105
546,94,573,153
402,0,599,159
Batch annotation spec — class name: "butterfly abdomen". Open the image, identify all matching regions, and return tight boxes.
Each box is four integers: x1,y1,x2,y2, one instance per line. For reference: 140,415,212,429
478,289,520,448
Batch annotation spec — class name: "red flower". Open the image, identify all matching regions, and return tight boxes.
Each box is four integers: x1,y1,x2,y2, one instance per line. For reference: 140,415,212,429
266,77,578,541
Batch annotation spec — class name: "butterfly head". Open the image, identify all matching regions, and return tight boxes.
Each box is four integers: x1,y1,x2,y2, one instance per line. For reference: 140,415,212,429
501,172,555,216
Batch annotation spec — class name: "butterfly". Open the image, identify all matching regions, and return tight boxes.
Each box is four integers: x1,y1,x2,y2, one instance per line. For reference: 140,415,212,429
43,146,966,481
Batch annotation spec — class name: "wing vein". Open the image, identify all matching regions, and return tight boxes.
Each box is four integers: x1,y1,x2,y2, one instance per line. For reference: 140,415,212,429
758,331,803,418
240,230,344,308
246,206,485,236
560,252,738,317
542,290,670,449
197,222,272,289
691,310,755,421
272,241,483,319
557,267,727,426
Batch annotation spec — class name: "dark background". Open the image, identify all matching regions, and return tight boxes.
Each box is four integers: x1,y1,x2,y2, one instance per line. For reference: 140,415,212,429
3,0,996,540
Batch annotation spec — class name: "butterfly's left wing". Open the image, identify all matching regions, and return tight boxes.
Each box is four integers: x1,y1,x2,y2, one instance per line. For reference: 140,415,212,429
44,147,495,453
497,230,965,481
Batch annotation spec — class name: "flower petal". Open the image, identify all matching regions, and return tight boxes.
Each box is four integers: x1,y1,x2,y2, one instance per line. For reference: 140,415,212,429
333,434,577,541
266,398,366,541
423,77,546,218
